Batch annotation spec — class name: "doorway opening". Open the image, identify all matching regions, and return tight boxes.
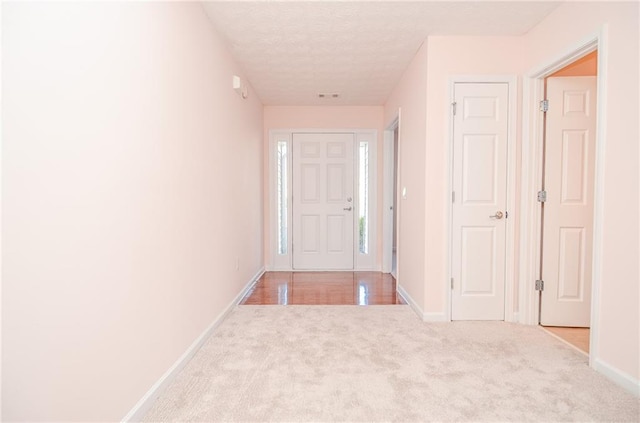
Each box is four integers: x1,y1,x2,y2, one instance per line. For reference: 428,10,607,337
538,50,598,355
449,81,510,321
519,34,606,370
445,76,517,323
382,115,400,278
268,129,378,271
392,126,399,277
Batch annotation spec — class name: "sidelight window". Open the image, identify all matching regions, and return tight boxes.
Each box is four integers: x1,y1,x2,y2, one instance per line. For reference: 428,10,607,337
276,141,288,255
359,141,369,254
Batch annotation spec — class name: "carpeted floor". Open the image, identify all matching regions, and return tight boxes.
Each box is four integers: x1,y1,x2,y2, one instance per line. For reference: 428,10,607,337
143,305,639,422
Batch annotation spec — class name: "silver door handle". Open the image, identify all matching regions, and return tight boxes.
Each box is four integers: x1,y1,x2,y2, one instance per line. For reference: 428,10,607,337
343,207,352,211
490,211,504,219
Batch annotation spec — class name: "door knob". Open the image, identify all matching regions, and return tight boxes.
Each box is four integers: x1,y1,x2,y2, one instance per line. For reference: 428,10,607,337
490,211,504,219
343,207,352,211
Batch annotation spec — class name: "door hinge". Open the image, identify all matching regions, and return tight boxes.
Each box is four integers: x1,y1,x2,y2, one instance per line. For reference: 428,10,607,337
452,102,457,116
540,99,549,113
537,190,547,202
451,278,454,290
452,191,455,203
535,280,544,291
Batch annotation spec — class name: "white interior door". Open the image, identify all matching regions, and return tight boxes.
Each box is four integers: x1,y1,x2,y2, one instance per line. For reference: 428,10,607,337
292,133,354,270
451,83,509,320
540,76,597,327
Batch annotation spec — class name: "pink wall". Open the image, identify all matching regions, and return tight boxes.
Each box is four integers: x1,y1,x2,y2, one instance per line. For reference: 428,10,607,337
262,106,384,267
424,36,524,315
2,2,264,420
384,42,429,313
388,5,638,388
264,106,383,130
384,38,523,317
523,0,639,386
2,3,637,420
550,51,597,77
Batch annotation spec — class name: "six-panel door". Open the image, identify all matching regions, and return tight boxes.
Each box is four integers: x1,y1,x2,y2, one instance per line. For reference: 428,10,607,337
292,133,355,270
451,83,509,320
541,76,597,327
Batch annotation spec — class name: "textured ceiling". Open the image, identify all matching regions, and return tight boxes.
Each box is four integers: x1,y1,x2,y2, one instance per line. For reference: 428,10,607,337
201,1,561,106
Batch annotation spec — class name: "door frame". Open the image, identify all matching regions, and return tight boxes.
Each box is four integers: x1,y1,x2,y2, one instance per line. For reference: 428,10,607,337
382,112,400,275
519,32,605,369
446,76,518,322
268,128,378,271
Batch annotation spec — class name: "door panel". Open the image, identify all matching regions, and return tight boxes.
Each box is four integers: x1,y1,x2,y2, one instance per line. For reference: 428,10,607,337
300,164,320,202
461,227,496,294
463,134,497,203
451,83,509,320
541,76,596,327
293,133,354,269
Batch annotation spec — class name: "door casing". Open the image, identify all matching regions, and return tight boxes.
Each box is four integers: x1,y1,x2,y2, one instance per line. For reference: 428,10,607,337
446,76,518,322
268,129,378,271
519,33,605,371
382,113,400,275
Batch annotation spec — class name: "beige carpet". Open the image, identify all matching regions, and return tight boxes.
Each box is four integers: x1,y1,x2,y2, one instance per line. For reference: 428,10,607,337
143,306,639,422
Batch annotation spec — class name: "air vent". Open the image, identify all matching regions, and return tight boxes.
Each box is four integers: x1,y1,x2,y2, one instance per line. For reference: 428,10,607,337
318,93,340,99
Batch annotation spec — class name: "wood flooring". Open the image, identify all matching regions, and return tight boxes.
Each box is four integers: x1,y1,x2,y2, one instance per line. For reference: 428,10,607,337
542,326,590,354
241,271,405,305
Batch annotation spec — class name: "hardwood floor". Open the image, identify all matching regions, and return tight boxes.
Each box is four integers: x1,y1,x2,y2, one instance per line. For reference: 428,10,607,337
241,271,406,305
542,326,590,354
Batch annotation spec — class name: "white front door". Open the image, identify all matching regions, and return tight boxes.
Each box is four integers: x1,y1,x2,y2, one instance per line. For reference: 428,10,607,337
292,133,354,269
540,76,597,327
451,83,509,320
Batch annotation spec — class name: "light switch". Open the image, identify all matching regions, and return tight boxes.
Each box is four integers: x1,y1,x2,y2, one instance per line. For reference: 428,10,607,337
402,187,407,199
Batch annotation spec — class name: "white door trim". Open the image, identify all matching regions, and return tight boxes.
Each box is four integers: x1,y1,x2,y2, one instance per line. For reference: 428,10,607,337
382,113,400,274
446,76,518,322
519,30,605,371
268,128,378,271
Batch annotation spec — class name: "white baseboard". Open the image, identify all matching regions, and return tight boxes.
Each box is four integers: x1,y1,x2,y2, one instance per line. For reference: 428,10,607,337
121,267,266,422
397,284,449,322
397,284,423,319
593,358,640,397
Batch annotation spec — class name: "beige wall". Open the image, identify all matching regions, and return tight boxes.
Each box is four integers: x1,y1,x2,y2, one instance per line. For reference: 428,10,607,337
383,42,429,313
523,0,639,385
2,2,264,420
262,106,384,267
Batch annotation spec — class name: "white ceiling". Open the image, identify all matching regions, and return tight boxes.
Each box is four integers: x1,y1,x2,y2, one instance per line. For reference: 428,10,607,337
201,1,561,106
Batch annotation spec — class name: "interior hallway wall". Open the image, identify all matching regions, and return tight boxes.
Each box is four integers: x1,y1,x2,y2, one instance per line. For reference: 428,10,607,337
523,0,639,387
262,106,384,268
383,42,428,314
424,36,524,317
2,2,264,420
